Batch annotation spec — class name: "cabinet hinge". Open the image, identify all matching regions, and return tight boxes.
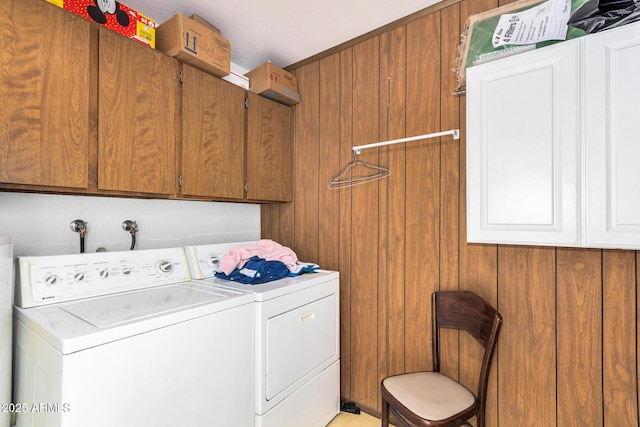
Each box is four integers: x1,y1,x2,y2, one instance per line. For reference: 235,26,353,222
244,98,248,109
178,174,182,187
244,182,248,193
179,71,183,84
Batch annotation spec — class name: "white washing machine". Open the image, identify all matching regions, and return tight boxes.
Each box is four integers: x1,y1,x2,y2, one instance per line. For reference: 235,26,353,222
12,247,255,427
0,236,12,427
185,242,340,427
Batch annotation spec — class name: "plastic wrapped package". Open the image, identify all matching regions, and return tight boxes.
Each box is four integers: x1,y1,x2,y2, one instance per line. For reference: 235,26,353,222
568,0,640,32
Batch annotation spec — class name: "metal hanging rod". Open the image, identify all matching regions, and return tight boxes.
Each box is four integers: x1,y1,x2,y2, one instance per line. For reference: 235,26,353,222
352,129,460,154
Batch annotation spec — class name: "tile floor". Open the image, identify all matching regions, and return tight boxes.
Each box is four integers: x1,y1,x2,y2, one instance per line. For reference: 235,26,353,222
327,411,387,426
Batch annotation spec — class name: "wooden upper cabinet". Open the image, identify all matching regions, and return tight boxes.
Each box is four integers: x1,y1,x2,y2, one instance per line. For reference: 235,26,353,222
98,30,179,195
0,0,293,202
180,65,246,200
246,92,293,202
0,0,90,189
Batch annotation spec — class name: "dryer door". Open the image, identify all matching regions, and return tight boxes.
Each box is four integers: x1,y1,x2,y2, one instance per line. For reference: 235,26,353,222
265,293,338,400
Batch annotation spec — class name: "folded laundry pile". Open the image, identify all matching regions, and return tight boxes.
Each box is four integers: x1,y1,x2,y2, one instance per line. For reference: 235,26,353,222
219,239,297,275
215,256,289,284
215,240,319,284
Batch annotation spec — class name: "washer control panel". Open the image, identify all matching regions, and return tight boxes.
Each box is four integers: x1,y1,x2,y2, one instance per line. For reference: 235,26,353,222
16,247,189,308
184,241,257,279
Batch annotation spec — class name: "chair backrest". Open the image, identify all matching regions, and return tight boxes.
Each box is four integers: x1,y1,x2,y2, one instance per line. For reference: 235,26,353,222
431,291,502,420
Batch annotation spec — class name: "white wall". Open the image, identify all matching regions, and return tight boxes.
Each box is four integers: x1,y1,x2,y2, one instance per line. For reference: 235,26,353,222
0,193,260,257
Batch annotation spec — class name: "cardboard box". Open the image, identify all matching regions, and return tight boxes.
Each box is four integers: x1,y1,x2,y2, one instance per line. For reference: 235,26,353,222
189,13,221,34
246,61,298,94
46,0,156,48
156,13,230,78
249,79,300,106
246,61,299,105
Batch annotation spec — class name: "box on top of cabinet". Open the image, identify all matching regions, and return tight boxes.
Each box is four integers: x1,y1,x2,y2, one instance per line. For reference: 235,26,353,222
156,13,231,78
246,61,299,106
189,13,221,34
246,61,298,93
249,80,300,106
45,0,156,48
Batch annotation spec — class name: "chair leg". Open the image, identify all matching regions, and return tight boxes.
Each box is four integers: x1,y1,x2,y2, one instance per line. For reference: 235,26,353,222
381,398,389,427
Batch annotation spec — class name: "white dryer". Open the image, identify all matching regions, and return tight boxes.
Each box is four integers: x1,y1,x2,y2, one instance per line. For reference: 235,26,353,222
185,242,340,427
13,247,254,427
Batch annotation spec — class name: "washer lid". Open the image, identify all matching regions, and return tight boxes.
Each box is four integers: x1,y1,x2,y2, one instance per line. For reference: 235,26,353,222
60,284,230,328
14,282,253,354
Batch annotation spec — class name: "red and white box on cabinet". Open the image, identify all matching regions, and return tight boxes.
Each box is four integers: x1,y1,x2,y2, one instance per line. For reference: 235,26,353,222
46,0,156,48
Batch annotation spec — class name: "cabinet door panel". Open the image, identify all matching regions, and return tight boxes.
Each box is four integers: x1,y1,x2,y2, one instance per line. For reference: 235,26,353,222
467,41,580,246
0,0,90,188
181,65,245,199
585,22,640,248
98,30,178,195
246,92,293,202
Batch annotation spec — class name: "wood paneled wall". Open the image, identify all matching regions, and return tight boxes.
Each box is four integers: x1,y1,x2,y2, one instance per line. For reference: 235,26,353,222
261,0,640,425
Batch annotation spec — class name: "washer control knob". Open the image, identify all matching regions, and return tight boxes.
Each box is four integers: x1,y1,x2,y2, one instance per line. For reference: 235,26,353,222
207,256,220,268
122,267,132,275
74,272,85,282
44,275,58,287
99,269,109,279
158,260,174,274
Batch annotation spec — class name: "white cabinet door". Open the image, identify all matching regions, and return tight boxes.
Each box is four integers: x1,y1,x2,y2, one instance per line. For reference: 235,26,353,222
467,40,581,246
585,23,640,249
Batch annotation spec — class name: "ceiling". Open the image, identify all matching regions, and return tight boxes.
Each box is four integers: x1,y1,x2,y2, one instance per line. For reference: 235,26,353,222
122,0,442,73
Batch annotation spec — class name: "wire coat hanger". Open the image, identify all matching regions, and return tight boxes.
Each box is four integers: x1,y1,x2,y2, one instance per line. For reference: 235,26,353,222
328,129,460,190
328,151,391,189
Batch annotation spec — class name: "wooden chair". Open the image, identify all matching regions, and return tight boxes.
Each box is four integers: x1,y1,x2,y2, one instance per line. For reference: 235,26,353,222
380,291,502,427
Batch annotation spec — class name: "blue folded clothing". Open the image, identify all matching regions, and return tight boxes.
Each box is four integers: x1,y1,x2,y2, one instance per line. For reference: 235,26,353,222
288,261,320,276
215,256,289,284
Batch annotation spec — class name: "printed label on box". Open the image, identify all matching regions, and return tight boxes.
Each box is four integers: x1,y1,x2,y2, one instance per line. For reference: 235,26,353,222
135,20,154,45
183,29,201,54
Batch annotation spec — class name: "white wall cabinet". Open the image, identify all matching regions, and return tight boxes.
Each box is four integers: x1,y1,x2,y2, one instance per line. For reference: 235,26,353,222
467,21,640,249
467,40,581,246
585,23,640,249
